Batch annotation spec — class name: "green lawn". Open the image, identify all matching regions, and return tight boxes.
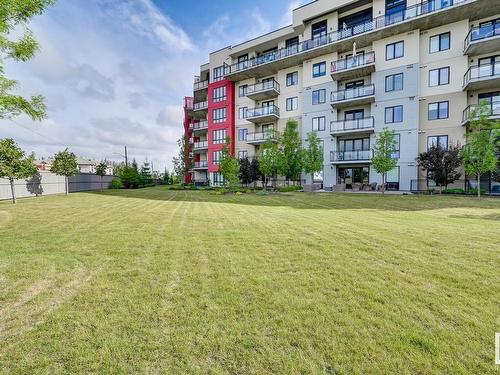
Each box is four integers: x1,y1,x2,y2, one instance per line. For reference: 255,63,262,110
0,187,499,374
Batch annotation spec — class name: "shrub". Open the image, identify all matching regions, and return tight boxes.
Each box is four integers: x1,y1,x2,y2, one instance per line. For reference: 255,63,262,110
442,188,465,194
119,166,141,189
168,184,186,191
256,191,269,196
279,185,303,192
468,188,486,195
110,178,123,189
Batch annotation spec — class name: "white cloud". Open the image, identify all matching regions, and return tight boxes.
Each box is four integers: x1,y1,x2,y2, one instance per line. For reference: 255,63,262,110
279,1,307,27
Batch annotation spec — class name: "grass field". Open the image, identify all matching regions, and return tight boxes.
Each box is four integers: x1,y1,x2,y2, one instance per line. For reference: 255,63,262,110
0,187,499,374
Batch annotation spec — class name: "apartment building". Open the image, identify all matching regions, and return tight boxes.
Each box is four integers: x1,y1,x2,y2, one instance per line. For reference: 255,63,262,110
183,0,500,191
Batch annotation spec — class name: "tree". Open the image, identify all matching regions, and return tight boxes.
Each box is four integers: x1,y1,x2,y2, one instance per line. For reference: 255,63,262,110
250,157,261,189
278,120,303,185
163,169,171,185
372,127,398,195
118,166,141,189
259,136,279,190
0,138,37,203
95,161,108,191
219,137,239,190
417,145,462,193
0,0,55,122
460,102,498,198
172,136,191,184
239,157,253,186
51,148,77,195
140,162,152,186
303,132,323,190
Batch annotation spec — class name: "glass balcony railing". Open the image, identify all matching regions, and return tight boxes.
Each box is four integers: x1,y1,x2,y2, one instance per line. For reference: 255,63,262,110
194,80,208,91
221,0,466,76
190,121,208,131
194,161,208,168
193,141,208,149
330,117,374,133
193,101,208,111
464,21,500,51
462,101,500,123
330,150,372,162
246,80,280,96
331,52,375,74
247,105,280,119
463,62,500,87
331,84,375,104
246,130,277,143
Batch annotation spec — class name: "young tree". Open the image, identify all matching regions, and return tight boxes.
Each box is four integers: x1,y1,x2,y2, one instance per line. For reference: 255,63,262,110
95,161,108,191
0,138,37,204
417,144,462,193
278,120,303,185
372,127,398,195
259,137,279,190
219,137,240,190
140,162,152,186
239,157,253,186
250,157,261,189
119,166,141,189
303,132,323,191
460,103,498,198
51,148,78,195
0,0,55,122
172,136,191,184
163,169,171,185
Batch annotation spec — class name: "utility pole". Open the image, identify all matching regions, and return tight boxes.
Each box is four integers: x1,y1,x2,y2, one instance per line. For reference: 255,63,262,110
124,146,128,167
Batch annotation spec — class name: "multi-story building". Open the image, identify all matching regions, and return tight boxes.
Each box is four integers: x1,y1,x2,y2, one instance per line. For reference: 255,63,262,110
183,0,500,192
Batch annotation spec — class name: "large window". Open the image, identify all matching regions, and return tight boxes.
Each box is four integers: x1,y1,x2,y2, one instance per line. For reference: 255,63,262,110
312,116,326,131
212,129,227,144
385,105,404,123
238,128,248,141
238,85,248,97
286,71,298,86
339,138,370,151
312,89,326,105
212,151,221,165
386,0,406,25
385,73,403,92
386,166,400,191
429,67,450,86
212,172,224,184
213,66,224,82
286,97,298,111
311,20,327,39
386,41,404,60
392,134,401,159
428,101,449,120
344,109,364,120
212,108,227,123
427,135,448,150
238,150,248,159
238,107,248,119
312,62,326,78
212,86,226,103
429,32,450,53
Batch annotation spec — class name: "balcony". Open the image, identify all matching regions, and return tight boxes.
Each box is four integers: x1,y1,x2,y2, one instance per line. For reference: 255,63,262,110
330,117,375,136
245,131,278,145
190,120,208,133
193,161,208,169
331,84,375,108
330,150,372,164
462,101,500,125
193,79,209,101
221,0,489,81
246,80,280,101
246,105,280,124
463,62,500,91
331,52,375,80
193,140,208,151
194,79,208,91
464,22,500,55
193,100,208,118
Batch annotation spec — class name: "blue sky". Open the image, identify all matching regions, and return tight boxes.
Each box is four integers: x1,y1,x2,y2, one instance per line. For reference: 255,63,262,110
0,0,307,170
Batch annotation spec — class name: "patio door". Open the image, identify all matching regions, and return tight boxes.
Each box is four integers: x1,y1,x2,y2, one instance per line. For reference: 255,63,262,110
478,55,500,78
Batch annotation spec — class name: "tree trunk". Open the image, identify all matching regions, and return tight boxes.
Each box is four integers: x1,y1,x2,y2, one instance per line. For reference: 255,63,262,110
311,173,314,192
9,178,16,204
100,176,103,192
477,173,481,198
65,176,69,195
382,174,385,196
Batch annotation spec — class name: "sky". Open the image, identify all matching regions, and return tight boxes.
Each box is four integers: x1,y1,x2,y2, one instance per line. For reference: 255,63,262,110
0,0,308,172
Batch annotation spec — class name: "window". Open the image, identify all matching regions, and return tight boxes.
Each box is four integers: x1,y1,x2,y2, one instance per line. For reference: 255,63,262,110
339,138,370,151
238,107,248,119
212,86,226,103
238,85,248,97
429,67,450,86
213,151,221,165
429,32,450,53
237,54,248,70
386,166,400,191
212,108,227,123
286,71,298,86
392,134,401,159
312,62,326,78
386,41,404,60
385,105,404,123
286,97,298,111
344,109,364,120
285,37,299,51
213,66,224,81
312,89,326,105
427,135,448,150
428,101,449,120
312,20,327,39
386,0,406,25
212,172,224,185
345,80,364,89
238,150,248,159
385,73,403,92
212,129,227,144
312,116,326,131
238,128,248,141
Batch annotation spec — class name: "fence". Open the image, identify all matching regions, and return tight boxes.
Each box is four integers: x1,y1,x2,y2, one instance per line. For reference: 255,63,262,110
410,179,500,195
0,172,118,201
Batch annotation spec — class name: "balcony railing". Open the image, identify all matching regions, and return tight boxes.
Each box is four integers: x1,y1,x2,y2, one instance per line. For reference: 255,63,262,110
330,117,374,133
462,101,500,123
331,51,375,74
247,105,280,119
194,161,208,168
193,101,208,111
331,84,375,104
190,121,208,131
193,141,208,149
194,79,209,91
330,150,372,162
464,21,500,51
222,0,467,76
463,62,500,87
246,130,277,143
246,80,280,96
184,97,193,110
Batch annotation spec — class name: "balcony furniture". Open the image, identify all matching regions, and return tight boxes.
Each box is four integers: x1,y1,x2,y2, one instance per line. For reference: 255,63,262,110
333,184,346,192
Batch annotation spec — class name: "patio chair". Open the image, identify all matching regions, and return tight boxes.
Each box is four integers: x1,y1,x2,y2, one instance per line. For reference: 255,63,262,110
333,184,346,192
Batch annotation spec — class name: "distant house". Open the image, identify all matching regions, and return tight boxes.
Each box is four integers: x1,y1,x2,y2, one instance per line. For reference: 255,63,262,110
35,159,52,172
76,158,114,175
